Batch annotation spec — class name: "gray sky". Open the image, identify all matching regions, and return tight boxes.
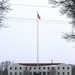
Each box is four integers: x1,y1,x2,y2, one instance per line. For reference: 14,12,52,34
0,0,75,64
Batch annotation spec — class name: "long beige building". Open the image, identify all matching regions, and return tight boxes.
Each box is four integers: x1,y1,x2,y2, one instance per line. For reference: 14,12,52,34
8,63,72,75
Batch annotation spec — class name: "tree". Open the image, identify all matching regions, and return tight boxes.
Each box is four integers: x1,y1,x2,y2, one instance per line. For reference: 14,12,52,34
48,68,56,75
23,68,30,75
0,0,10,28
49,0,75,42
72,65,75,75
0,61,11,75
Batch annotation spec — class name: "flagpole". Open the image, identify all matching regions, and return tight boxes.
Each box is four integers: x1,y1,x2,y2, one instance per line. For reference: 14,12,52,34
37,11,39,73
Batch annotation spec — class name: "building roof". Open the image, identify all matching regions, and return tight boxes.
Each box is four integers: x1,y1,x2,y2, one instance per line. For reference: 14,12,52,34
18,63,61,66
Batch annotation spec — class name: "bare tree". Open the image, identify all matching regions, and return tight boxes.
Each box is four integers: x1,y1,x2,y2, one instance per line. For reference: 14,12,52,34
0,0,10,28
23,68,30,75
72,65,75,75
48,68,56,75
0,61,11,75
49,0,75,42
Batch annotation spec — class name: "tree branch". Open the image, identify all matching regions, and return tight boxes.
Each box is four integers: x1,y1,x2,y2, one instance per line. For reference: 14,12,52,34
72,0,75,3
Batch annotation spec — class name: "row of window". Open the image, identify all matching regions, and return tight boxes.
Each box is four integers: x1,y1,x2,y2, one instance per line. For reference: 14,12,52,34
27,67,52,70
10,67,51,70
10,67,70,70
58,67,69,70
10,72,22,75
10,72,70,75
58,72,70,75
10,67,22,70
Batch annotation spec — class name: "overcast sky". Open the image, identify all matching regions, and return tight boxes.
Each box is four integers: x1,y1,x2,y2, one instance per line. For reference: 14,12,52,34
0,0,75,64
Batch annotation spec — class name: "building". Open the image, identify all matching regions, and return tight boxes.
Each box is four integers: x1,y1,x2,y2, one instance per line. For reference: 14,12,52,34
8,63,72,75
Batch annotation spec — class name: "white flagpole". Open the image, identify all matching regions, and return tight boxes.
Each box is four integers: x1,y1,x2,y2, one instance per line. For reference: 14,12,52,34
37,11,39,73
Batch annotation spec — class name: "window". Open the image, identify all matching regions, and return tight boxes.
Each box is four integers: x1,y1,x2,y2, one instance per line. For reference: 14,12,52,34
67,67,69,69
10,72,12,75
39,67,41,69
63,72,65,74
67,72,69,75
43,67,45,69
20,72,22,75
52,67,54,70
10,67,12,70
58,72,60,75
48,72,50,75
48,67,50,70
43,72,46,75
30,72,32,75
34,67,36,70
20,67,22,70
34,72,36,75
30,67,31,70
15,67,17,70
39,72,41,75
25,67,27,70
62,67,64,69
15,72,17,75
58,67,60,70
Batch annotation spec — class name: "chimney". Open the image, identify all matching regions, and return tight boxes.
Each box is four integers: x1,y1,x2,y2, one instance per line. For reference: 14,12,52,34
51,60,53,63
13,61,14,64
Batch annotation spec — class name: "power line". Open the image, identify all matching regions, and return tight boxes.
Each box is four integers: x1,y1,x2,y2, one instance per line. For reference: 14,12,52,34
6,17,69,24
6,19,68,24
6,17,68,22
7,17,35,21
9,3,51,8
6,3,68,24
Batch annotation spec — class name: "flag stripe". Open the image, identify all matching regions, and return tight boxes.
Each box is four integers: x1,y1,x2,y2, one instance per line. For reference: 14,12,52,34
37,14,41,19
